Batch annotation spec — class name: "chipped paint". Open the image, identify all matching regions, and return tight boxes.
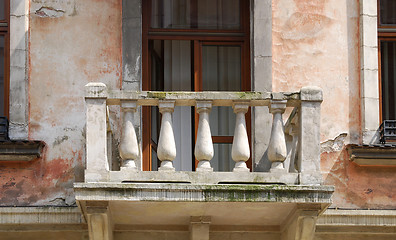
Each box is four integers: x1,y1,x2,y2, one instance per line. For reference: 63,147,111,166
322,148,396,208
0,0,122,206
321,133,347,153
35,6,65,18
272,0,359,142
272,0,396,209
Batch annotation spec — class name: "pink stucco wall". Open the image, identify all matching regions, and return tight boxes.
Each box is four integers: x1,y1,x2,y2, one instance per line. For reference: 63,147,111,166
272,0,395,208
0,0,122,205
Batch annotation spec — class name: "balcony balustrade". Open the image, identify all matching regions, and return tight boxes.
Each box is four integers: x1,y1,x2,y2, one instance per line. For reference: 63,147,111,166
84,82,323,185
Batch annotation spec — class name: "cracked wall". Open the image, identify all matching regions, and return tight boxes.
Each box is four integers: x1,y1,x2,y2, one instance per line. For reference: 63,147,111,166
272,0,395,208
0,0,122,206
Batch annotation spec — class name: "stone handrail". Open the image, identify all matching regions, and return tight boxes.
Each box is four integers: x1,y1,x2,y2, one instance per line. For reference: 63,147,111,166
84,83,323,185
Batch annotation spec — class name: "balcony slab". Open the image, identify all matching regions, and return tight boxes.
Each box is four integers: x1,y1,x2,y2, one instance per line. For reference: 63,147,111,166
74,183,333,230
106,170,300,185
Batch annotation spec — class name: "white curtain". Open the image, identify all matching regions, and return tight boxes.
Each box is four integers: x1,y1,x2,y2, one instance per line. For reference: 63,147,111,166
164,40,193,171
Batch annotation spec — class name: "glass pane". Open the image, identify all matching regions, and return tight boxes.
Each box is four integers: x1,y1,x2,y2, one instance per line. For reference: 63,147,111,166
151,0,191,29
209,107,235,136
151,0,240,29
197,0,240,29
203,45,240,136
0,0,4,21
150,40,192,91
381,41,396,120
0,35,4,116
202,45,241,91
380,0,396,25
150,40,193,171
151,106,160,170
151,106,193,171
151,148,159,170
211,143,233,171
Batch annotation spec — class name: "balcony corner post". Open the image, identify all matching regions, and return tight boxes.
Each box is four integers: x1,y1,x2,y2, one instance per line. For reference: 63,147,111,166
85,82,109,182
119,100,140,170
157,100,176,171
299,86,323,185
231,102,250,172
288,122,299,173
195,101,214,172
268,100,287,172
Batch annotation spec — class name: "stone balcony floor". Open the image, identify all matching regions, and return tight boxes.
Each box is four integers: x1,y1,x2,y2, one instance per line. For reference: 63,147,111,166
74,182,334,229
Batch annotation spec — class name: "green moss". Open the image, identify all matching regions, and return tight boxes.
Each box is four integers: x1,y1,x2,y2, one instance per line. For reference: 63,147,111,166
147,92,167,99
237,92,260,99
199,184,310,202
202,184,278,202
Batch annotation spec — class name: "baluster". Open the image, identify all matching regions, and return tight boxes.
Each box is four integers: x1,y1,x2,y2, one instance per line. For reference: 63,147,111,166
195,101,214,171
232,103,250,172
268,100,287,172
119,101,139,170
157,100,176,171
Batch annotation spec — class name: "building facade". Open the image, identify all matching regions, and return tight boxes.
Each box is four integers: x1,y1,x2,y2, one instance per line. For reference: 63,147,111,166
0,0,395,239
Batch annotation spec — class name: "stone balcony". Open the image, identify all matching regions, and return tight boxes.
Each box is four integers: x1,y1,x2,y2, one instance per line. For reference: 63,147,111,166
74,83,334,240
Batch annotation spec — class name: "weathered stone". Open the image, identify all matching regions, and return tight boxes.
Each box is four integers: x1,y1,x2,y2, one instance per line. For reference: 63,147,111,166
232,103,250,172
195,101,214,172
119,101,139,170
157,101,176,171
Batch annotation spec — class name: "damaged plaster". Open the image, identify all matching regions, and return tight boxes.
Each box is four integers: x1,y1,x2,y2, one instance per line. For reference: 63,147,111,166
321,133,348,153
0,0,122,206
35,6,65,18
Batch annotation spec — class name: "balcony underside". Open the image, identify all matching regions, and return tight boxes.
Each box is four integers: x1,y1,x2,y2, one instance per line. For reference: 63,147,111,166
74,183,333,230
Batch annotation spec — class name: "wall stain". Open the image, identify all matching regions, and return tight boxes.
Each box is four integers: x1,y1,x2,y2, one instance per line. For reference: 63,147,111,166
53,136,69,147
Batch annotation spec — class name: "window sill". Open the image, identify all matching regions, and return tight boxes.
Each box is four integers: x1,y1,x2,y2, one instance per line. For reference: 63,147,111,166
347,144,396,166
0,140,45,161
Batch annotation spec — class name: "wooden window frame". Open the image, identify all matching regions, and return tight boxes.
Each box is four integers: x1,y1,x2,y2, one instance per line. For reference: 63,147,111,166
0,0,9,118
378,0,396,122
142,0,251,171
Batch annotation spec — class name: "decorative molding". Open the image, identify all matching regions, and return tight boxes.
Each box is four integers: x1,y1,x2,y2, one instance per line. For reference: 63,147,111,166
347,144,396,166
0,207,83,224
0,141,45,161
317,209,396,233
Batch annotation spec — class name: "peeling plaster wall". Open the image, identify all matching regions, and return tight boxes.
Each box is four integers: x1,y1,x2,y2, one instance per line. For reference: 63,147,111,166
273,0,360,143
273,0,395,208
322,147,396,209
0,0,122,206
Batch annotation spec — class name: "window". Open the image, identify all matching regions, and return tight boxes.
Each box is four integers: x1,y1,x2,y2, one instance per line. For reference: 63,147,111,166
142,0,250,171
379,0,396,121
0,0,9,117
